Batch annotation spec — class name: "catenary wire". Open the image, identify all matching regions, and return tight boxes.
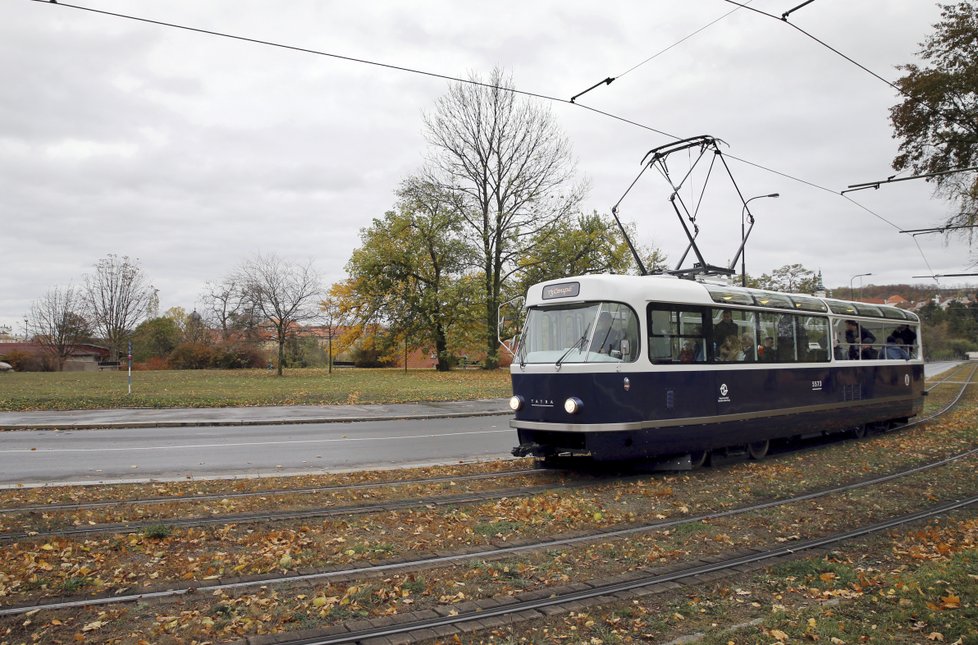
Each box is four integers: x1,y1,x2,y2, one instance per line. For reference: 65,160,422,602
721,0,906,96
722,0,976,137
615,1,753,79
571,2,755,103
33,0,951,277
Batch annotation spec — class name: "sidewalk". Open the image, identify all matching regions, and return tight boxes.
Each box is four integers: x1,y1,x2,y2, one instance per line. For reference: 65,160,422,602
0,399,512,431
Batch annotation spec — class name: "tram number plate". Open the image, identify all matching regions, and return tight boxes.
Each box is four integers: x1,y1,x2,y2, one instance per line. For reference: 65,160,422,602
811,380,823,392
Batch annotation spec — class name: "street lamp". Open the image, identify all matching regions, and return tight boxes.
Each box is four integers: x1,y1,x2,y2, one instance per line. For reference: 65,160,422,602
740,193,780,287
849,272,872,299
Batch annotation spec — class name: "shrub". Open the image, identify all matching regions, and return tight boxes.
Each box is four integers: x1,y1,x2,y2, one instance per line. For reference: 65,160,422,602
212,344,267,369
350,346,395,368
168,343,216,369
135,356,171,371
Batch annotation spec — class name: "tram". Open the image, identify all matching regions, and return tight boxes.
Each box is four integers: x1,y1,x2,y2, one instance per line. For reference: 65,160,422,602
507,273,924,467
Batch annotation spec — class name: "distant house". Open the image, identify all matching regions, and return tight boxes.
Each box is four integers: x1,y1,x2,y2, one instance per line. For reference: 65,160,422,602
0,342,110,372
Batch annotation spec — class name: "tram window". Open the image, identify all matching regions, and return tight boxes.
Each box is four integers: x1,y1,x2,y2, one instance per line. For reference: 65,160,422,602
753,291,794,310
590,302,641,362
517,302,640,364
881,323,918,359
835,319,880,360
648,306,706,364
789,294,828,313
827,300,859,316
710,308,756,362
879,306,908,320
757,312,801,362
705,284,755,306
854,303,883,317
801,317,830,362
862,321,887,359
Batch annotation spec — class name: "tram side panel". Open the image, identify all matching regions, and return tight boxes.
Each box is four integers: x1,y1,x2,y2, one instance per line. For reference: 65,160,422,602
511,362,923,462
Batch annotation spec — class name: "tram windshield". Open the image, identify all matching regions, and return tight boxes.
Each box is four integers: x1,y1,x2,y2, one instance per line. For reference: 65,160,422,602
517,302,640,364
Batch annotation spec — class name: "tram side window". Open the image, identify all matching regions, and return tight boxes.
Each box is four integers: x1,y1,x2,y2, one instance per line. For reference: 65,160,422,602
590,303,641,362
800,317,830,362
648,306,706,363
882,323,918,359
834,318,879,360
757,312,796,362
710,308,757,362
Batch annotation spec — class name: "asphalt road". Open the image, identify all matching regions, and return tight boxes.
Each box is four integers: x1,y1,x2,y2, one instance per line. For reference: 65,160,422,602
0,362,963,487
0,415,515,487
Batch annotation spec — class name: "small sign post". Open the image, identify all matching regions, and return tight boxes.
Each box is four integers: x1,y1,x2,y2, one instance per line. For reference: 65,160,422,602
127,341,133,396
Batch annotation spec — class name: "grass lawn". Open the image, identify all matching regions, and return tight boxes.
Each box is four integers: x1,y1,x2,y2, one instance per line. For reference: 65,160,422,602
0,368,513,411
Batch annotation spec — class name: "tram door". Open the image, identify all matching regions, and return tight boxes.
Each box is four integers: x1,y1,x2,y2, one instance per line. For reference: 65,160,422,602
648,305,712,419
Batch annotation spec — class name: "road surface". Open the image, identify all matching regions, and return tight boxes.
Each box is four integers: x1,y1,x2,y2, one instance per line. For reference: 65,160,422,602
0,415,515,487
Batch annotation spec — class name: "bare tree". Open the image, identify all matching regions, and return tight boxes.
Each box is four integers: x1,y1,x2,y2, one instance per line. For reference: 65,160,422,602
84,254,153,361
200,277,252,341
238,253,321,376
29,285,92,371
424,67,584,367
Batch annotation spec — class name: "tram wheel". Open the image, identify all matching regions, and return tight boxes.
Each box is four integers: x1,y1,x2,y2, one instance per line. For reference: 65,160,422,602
849,424,868,439
747,439,770,460
689,450,710,469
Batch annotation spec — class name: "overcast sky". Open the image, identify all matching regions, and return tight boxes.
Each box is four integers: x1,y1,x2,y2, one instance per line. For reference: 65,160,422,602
3,0,975,335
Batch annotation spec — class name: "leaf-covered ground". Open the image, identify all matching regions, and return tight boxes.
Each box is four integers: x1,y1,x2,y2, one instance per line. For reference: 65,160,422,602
0,369,975,644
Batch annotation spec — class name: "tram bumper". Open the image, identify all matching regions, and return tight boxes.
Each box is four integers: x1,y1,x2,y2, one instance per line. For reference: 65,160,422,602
511,441,592,459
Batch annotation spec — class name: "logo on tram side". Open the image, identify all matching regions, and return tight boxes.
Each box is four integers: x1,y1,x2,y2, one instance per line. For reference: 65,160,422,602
530,398,555,408
718,383,731,404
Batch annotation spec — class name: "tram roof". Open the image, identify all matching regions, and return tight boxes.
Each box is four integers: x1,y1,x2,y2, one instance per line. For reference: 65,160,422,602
527,274,918,322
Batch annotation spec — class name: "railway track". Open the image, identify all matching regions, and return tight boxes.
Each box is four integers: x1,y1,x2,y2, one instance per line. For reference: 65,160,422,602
1,365,968,542
4,429,976,618
1,367,975,611
267,494,978,645
0,364,974,644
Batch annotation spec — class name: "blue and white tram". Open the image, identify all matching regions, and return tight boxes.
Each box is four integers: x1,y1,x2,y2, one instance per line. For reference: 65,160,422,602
508,274,924,465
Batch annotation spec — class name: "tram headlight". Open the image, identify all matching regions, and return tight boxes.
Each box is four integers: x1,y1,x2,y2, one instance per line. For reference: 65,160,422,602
508,395,524,411
563,397,583,415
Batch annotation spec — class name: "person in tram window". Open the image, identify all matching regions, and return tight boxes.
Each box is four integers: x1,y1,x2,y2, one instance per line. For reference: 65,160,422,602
883,334,910,359
893,324,917,356
845,320,876,360
685,325,705,362
757,336,776,361
713,310,738,347
718,335,742,362
740,333,756,361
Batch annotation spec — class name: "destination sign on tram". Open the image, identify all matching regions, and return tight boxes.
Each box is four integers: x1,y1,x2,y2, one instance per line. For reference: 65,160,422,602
542,282,580,300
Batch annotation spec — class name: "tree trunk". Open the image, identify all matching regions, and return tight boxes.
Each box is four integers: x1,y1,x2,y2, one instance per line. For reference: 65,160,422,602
277,326,286,376
434,322,450,372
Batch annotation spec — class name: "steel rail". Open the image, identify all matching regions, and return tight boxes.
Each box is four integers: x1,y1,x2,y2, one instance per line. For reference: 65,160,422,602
277,496,978,645
0,468,544,515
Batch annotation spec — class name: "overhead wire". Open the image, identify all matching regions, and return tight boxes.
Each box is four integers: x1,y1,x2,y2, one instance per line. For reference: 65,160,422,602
720,0,905,96
571,1,753,103
721,0,977,136
31,0,680,140
33,0,960,279
615,1,751,79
